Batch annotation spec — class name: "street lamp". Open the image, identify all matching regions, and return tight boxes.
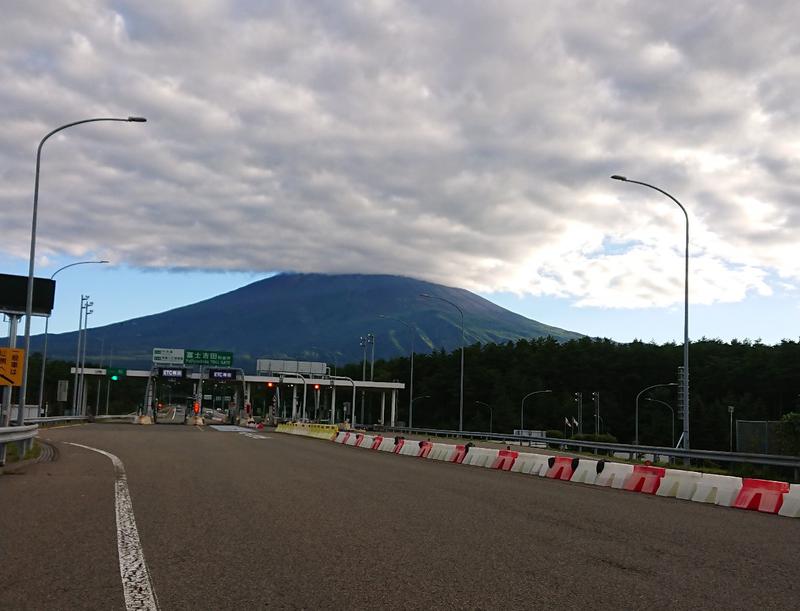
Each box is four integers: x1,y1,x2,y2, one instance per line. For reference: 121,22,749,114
611,174,691,450
17,116,147,424
420,293,465,432
379,314,417,427
520,390,552,431
410,395,431,428
643,397,675,448
475,400,492,434
635,382,678,445
37,260,109,414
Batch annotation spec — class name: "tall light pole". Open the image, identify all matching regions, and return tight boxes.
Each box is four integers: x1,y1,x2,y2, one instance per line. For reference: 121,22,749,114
379,314,417,427
17,116,146,424
611,175,690,449
475,400,492,434
420,293,465,432
728,405,735,453
78,302,93,415
644,397,675,448
368,333,375,381
635,382,678,445
38,260,108,414
520,390,552,431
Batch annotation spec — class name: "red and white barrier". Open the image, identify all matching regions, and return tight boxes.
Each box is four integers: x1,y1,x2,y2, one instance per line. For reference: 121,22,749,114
377,437,399,452
345,433,360,447
545,456,577,480
570,459,599,485
778,484,800,518
690,474,742,507
509,452,550,476
655,469,701,500
732,478,789,514
623,465,666,494
357,434,375,448
490,450,519,471
451,445,468,464
419,441,434,458
594,462,634,489
461,447,499,468
427,443,456,461
398,440,423,457
334,432,350,444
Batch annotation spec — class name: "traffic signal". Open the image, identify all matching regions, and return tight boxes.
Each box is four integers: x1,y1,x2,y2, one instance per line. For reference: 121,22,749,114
314,384,320,390
267,382,274,389
107,367,126,381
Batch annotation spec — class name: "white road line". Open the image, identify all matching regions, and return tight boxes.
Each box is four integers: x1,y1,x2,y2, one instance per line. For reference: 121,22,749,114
66,442,159,611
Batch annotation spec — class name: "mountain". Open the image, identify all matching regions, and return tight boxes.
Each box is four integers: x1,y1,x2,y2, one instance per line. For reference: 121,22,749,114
32,273,583,369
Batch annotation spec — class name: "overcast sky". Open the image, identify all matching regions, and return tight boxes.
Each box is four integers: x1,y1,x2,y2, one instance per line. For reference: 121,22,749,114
2,1,798,344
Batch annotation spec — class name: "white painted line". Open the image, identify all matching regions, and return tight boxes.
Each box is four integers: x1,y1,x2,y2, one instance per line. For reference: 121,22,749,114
66,442,159,611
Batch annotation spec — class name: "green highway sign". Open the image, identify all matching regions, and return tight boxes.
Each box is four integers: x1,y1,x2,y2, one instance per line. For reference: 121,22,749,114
106,367,127,381
184,349,233,367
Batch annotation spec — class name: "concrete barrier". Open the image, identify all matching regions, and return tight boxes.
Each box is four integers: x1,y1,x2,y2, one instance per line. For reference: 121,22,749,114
370,435,384,450
778,484,800,518
594,461,634,489
570,459,599,485
655,469,701,500
690,474,742,507
509,452,550,476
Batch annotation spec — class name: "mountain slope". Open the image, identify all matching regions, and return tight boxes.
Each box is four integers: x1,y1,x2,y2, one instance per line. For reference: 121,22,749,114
34,273,583,368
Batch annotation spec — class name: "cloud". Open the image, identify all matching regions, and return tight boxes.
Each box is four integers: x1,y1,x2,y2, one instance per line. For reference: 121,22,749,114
1,0,798,309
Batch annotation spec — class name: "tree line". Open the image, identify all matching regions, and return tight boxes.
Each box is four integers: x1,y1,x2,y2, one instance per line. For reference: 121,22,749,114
340,336,800,454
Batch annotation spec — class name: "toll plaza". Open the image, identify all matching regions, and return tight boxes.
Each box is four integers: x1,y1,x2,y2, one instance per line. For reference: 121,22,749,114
71,365,405,428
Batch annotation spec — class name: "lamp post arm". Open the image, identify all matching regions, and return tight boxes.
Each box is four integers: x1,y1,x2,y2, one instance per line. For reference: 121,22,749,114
635,382,678,445
18,117,146,423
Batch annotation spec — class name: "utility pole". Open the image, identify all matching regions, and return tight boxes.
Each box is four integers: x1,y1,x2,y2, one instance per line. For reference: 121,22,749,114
72,295,88,414
573,392,583,434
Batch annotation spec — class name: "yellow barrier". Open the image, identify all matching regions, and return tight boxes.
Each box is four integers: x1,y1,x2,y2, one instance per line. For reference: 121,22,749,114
275,422,339,440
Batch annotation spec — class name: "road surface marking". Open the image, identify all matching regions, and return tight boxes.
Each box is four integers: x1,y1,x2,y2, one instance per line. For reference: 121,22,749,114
66,442,159,611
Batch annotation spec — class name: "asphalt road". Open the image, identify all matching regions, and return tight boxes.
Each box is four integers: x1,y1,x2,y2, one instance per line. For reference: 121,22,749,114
1,423,798,610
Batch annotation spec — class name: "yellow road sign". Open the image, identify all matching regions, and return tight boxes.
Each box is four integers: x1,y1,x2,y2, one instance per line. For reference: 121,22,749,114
0,348,24,386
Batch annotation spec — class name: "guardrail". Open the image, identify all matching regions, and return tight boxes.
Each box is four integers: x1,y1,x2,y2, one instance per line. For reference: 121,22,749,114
25,416,88,425
376,425,800,470
0,424,38,466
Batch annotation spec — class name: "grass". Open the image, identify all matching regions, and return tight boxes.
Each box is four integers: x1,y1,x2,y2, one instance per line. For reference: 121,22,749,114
3,439,42,464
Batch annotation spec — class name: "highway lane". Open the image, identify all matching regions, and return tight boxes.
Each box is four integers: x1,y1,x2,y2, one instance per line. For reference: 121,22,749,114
1,423,798,610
